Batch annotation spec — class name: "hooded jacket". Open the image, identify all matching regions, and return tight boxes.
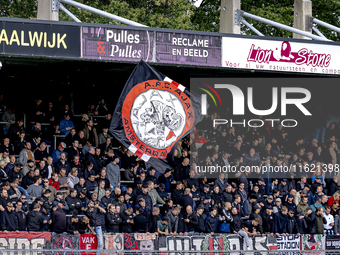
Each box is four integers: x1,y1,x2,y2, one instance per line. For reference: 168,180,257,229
51,207,66,232
1,209,18,231
27,210,44,232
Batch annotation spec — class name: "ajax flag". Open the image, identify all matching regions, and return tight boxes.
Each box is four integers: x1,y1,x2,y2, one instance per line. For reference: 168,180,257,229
109,60,205,173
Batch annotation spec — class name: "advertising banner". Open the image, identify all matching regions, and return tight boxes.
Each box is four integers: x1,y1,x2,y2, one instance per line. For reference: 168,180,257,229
301,234,325,255
277,235,300,255
158,234,242,255
325,235,340,249
0,232,51,253
103,233,124,250
51,232,80,252
0,21,80,57
245,235,277,254
81,26,154,62
80,233,98,254
222,37,340,75
155,32,221,66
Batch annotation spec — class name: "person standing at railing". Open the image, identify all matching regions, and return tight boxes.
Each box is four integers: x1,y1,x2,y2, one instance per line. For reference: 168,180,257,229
85,200,105,251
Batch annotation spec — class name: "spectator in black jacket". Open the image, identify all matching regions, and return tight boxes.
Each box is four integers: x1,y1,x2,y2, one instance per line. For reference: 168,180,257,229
66,214,80,234
244,218,261,236
172,181,183,205
284,194,297,214
51,202,67,233
120,207,134,233
134,207,147,233
222,185,234,204
330,175,339,196
27,204,44,232
101,188,115,209
145,168,158,187
7,164,21,183
1,202,18,233
278,179,289,197
15,201,26,231
231,207,250,250
262,205,275,234
183,205,198,234
287,210,301,234
303,207,317,234
195,206,206,233
41,204,51,232
186,170,199,190
148,207,160,233
106,205,121,233
205,207,220,234
78,216,96,235
66,188,81,215
22,170,35,190
180,188,194,214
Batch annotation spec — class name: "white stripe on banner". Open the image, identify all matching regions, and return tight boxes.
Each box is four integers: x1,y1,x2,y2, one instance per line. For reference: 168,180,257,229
178,84,185,92
164,77,173,83
141,154,151,162
128,144,137,153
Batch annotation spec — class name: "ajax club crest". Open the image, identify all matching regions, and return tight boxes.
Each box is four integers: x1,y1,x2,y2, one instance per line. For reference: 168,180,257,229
122,80,194,159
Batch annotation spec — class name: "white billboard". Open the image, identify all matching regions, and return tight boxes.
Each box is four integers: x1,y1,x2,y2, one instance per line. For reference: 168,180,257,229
222,37,340,75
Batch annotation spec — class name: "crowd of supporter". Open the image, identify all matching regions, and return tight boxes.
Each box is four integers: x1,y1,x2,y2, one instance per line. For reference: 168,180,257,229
0,95,338,251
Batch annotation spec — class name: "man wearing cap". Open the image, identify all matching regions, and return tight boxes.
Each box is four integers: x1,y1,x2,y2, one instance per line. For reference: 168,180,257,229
262,205,275,234
262,195,274,213
301,206,318,234
51,142,68,164
302,184,314,205
286,209,300,234
59,113,74,136
284,194,297,214
18,142,35,167
277,179,289,197
272,198,282,214
157,183,168,202
250,204,263,227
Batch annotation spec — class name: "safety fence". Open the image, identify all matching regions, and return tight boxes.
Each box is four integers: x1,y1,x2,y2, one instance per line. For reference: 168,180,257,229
0,232,339,254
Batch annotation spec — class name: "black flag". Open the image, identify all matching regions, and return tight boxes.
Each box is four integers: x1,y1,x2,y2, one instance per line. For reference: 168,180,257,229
109,60,205,173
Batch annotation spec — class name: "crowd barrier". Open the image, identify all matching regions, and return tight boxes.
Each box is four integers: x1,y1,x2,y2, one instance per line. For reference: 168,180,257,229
1,232,339,254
